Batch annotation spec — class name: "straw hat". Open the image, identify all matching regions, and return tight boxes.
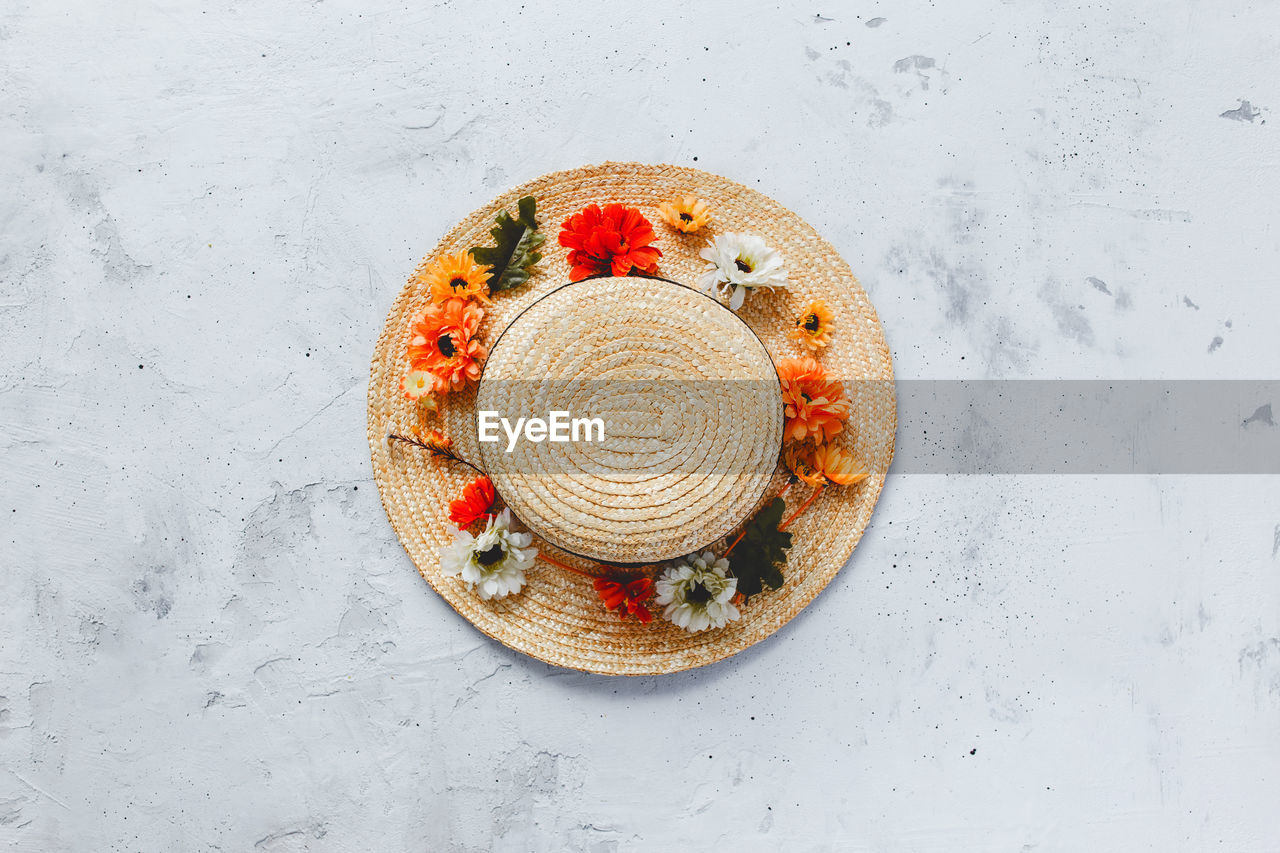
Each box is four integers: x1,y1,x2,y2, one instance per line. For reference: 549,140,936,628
368,162,895,675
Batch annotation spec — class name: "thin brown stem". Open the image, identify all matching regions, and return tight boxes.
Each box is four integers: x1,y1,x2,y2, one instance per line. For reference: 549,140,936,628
387,432,487,477
721,529,748,558
723,478,797,557
779,484,823,531
538,553,598,578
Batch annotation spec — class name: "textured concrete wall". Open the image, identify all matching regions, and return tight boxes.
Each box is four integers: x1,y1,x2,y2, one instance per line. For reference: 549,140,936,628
2,1,1278,850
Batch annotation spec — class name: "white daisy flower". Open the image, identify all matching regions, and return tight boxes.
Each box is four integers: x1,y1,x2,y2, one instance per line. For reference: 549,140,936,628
655,551,741,633
697,232,788,311
439,508,536,600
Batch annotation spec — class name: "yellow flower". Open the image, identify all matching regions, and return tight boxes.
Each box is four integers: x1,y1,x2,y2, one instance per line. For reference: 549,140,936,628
785,442,868,487
657,196,712,234
401,370,433,401
413,251,493,305
789,300,835,350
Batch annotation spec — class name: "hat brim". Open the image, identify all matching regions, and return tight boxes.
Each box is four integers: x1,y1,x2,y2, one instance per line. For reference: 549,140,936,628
368,162,896,675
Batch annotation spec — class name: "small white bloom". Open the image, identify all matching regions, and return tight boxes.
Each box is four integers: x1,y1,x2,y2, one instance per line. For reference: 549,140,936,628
439,508,536,600
697,232,788,311
655,551,740,633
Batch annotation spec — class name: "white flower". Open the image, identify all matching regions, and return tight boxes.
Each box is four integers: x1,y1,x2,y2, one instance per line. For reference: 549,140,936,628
697,232,788,311
655,551,740,632
439,508,536,600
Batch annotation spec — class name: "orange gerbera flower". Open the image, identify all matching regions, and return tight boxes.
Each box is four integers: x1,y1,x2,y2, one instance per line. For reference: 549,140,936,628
449,475,497,528
776,356,851,443
407,298,487,394
558,203,662,281
657,196,712,234
788,300,835,350
594,576,655,623
785,442,869,487
413,251,493,305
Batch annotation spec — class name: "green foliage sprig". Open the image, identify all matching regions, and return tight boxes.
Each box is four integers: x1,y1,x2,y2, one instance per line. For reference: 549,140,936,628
469,196,545,293
729,497,792,601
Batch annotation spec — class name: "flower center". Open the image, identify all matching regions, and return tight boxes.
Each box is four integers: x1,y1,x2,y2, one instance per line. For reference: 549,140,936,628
449,277,469,291
476,543,505,567
437,334,456,358
679,212,693,223
734,257,753,273
685,579,713,605
803,313,820,332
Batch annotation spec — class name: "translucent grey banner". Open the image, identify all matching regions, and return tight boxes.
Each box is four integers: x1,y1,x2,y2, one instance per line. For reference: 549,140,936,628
461,380,1280,474
897,380,1279,474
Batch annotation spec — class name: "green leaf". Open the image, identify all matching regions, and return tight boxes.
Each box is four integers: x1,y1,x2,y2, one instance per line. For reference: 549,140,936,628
729,497,792,601
469,195,546,293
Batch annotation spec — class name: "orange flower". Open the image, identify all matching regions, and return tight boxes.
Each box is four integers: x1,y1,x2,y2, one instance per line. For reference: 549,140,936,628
594,576,655,623
558,203,662,281
788,300,834,350
785,443,869,487
400,370,433,401
413,251,493,305
407,298,487,394
776,356,850,443
657,196,711,234
449,475,497,528
415,428,455,459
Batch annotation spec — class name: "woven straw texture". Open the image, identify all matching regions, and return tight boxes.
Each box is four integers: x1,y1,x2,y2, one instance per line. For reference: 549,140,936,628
368,162,895,675
476,276,783,563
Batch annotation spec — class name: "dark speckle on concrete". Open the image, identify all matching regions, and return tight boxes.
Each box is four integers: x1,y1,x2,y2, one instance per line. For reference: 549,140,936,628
1207,336,1224,353
1183,296,1200,310
866,17,887,27
1087,276,1111,295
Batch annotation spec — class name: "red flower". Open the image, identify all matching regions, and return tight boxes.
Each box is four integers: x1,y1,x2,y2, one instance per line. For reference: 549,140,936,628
593,576,655,623
558,203,663,281
448,475,496,528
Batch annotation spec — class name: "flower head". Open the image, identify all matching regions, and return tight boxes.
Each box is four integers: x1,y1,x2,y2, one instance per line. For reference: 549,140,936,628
785,442,869,487
776,356,851,443
414,427,455,459
407,298,487,394
788,300,835,350
414,394,440,420
558,203,662,281
697,232,787,311
400,370,433,401
449,475,497,528
594,576,655,623
657,196,712,234
655,551,740,633
413,251,493,305
439,508,536,600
